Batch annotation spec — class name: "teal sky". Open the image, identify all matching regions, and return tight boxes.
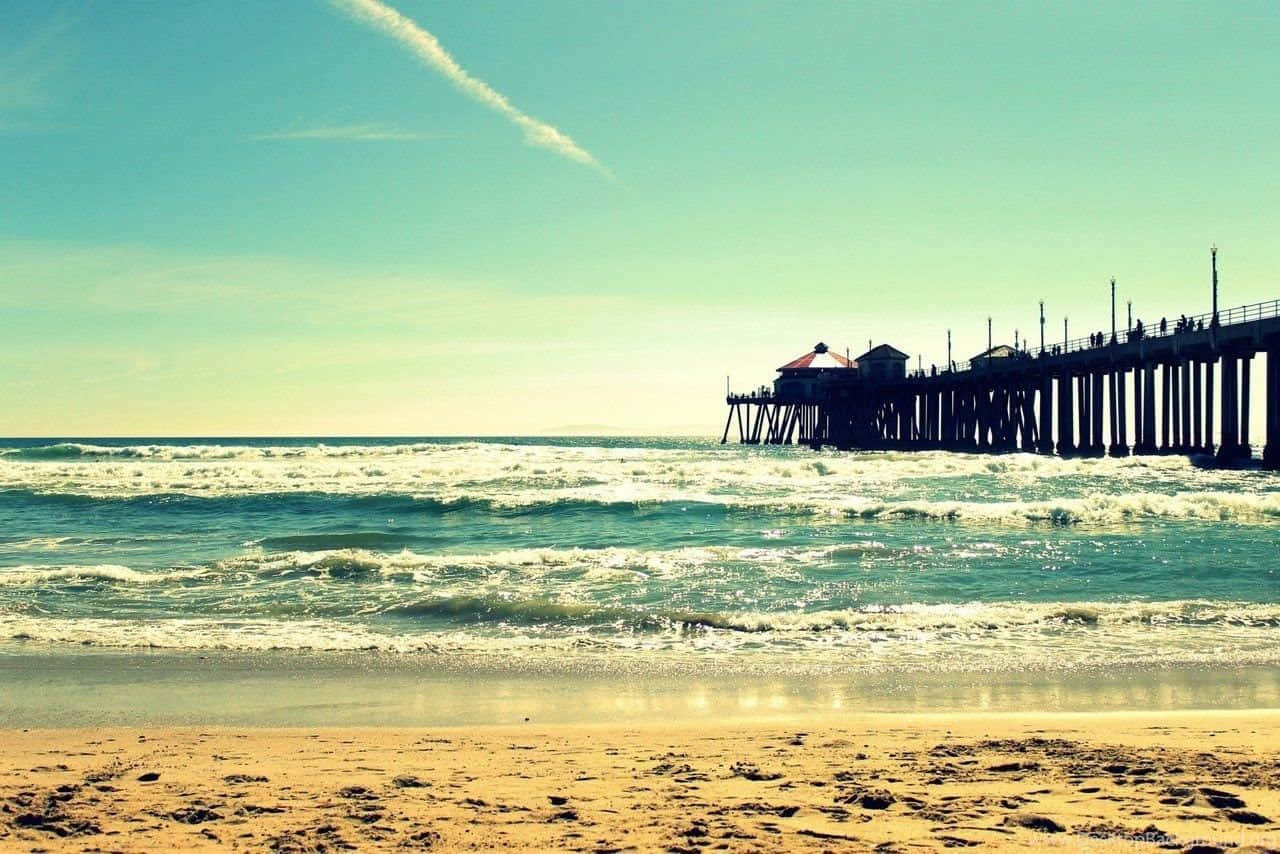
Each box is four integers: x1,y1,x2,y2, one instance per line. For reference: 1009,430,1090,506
3,0,1278,435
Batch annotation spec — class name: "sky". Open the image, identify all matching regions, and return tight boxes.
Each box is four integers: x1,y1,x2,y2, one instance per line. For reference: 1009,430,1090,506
2,0,1278,436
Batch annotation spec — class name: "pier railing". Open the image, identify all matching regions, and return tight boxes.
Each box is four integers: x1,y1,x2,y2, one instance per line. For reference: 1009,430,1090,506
922,297,1280,377
726,387,778,403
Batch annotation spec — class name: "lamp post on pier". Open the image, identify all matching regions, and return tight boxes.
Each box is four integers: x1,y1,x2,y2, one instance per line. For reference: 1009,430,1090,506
1211,246,1219,327
1039,300,1045,352
1110,278,1116,344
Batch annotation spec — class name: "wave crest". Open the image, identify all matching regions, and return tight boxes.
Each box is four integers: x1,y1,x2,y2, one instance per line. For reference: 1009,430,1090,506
0,564,189,586
4,598,1278,661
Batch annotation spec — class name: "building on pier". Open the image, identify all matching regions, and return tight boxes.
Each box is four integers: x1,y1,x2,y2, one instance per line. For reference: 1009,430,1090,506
854,344,909,381
774,343,857,400
971,344,1020,364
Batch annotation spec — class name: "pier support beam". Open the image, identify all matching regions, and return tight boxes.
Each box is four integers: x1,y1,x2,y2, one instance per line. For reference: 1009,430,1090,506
1180,360,1192,452
941,387,954,447
1057,374,1074,455
1107,369,1126,456
1241,355,1252,457
1218,355,1240,463
1171,363,1183,451
1038,374,1054,454
1161,363,1172,452
1107,369,1119,455
1132,368,1143,450
1206,359,1215,455
1077,375,1090,453
1090,371,1104,454
1266,345,1280,469
1021,382,1038,452
1139,364,1157,453
1113,368,1129,455
1187,363,1198,453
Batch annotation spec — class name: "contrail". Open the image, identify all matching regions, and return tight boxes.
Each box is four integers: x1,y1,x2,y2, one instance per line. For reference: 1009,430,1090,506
331,0,606,174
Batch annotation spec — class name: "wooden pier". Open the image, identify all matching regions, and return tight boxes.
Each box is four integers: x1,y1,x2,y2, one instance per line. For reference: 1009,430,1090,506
723,298,1280,469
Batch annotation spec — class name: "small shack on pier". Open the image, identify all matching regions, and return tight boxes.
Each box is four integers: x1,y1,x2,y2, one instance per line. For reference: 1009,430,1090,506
855,344,909,382
971,344,1019,365
773,342,856,400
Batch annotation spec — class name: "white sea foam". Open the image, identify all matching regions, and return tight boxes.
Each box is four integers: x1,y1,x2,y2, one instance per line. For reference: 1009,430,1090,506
1,441,1277,526
4,598,1278,672
2,536,72,550
193,544,868,587
0,564,195,586
0,544,854,593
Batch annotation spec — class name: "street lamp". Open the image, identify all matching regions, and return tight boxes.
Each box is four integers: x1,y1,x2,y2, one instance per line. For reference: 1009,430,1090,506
1211,246,1219,326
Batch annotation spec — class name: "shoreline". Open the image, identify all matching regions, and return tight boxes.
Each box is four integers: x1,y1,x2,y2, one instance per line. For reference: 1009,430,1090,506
4,645,1280,728
3,710,1277,851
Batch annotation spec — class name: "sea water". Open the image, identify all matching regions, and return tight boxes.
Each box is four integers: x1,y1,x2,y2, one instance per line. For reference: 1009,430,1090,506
1,437,1278,723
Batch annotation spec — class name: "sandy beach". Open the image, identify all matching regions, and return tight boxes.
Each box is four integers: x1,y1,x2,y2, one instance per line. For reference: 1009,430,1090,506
2,710,1277,852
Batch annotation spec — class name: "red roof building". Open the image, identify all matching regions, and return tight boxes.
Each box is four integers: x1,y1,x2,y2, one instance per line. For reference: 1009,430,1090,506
778,342,857,372
774,343,857,400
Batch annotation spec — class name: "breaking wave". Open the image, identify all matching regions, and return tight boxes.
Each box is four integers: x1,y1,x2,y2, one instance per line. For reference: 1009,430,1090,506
0,544,853,588
830,491,1280,525
0,564,195,586
4,486,1279,527
0,441,457,461
4,597,1278,672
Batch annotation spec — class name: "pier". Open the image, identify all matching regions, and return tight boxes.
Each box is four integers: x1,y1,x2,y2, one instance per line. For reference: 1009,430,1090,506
723,273,1280,469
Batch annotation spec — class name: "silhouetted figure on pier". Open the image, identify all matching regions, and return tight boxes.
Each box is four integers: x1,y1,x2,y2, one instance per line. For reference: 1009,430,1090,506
1160,317,1167,333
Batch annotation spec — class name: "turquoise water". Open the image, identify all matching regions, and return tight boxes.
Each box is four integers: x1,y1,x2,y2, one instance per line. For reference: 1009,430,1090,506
2,437,1278,679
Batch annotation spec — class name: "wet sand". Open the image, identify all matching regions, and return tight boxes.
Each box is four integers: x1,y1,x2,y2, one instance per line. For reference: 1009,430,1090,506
2,710,1278,852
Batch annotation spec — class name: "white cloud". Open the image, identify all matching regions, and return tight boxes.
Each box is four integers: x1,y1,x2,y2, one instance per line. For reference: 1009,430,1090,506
0,6,77,113
252,122,433,141
331,0,608,175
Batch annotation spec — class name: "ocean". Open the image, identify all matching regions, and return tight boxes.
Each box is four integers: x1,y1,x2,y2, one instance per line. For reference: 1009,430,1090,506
2,437,1278,725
